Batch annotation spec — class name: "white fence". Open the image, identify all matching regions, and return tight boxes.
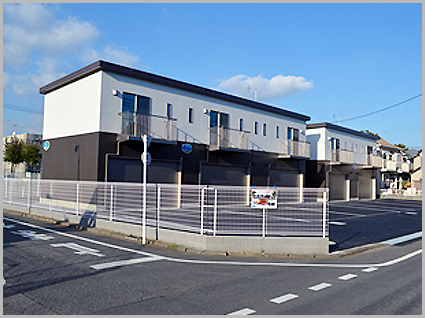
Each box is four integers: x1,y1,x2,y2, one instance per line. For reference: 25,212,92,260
3,177,329,238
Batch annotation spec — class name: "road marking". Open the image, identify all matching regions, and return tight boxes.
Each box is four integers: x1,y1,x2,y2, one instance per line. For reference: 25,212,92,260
227,308,256,315
270,293,299,304
11,230,55,241
90,257,160,270
3,223,15,229
406,212,417,215
308,282,332,291
338,273,357,281
329,221,346,226
3,217,422,269
51,243,105,257
379,232,422,246
362,267,378,273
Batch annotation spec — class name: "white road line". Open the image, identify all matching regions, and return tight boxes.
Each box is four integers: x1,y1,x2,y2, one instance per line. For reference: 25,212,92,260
379,231,422,245
329,221,346,226
270,293,299,304
90,257,160,270
308,282,332,291
362,267,378,273
329,211,366,217
338,274,357,281
3,217,422,269
406,212,418,215
227,308,256,315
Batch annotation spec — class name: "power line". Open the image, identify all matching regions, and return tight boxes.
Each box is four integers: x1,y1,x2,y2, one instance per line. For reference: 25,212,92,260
4,103,43,115
334,93,422,124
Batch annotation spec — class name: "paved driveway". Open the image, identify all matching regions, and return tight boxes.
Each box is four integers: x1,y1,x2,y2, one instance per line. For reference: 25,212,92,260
328,199,422,252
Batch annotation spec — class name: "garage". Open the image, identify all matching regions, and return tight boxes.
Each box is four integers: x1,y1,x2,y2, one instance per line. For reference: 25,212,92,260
359,170,373,199
329,173,346,201
269,169,299,187
350,173,359,199
200,164,249,186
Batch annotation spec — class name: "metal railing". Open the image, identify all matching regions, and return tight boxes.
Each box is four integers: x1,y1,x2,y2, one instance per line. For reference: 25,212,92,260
278,140,310,158
330,149,354,164
3,177,329,238
367,154,383,168
209,127,250,151
382,159,397,171
119,112,177,141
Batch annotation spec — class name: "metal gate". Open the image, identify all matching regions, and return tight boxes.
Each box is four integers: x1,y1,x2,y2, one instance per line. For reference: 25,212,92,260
200,187,217,236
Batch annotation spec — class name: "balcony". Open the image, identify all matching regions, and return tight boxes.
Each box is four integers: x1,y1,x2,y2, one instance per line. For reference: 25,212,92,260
119,112,177,142
398,162,411,173
209,127,250,152
382,159,397,172
330,149,354,165
366,154,383,168
278,140,310,159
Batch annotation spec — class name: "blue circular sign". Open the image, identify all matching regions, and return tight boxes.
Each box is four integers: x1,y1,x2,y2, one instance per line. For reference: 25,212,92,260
181,143,193,154
43,140,51,151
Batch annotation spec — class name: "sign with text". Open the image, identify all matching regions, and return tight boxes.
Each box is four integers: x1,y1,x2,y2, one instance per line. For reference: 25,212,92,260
251,188,278,209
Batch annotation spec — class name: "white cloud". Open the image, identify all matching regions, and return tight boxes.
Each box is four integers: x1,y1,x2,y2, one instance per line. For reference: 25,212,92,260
217,74,314,101
4,3,99,69
80,45,142,69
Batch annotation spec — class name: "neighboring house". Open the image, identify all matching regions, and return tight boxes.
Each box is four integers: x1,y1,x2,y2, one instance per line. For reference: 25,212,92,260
305,123,381,201
411,150,422,192
3,133,43,177
40,60,311,187
376,139,410,190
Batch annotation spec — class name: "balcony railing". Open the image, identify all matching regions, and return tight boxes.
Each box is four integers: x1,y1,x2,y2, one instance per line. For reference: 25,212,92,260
119,112,177,141
278,140,310,159
209,127,250,151
367,154,383,168
330,149,354,164
382,159,397,172
399,162,410,173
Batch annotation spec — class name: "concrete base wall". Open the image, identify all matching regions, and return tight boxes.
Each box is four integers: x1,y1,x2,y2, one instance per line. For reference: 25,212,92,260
4,203,329,256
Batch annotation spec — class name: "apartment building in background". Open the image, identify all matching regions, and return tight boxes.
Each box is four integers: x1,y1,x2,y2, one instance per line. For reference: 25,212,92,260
305,123,381,201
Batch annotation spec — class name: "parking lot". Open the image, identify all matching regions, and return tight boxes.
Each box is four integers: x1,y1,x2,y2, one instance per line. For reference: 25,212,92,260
328,199,422,252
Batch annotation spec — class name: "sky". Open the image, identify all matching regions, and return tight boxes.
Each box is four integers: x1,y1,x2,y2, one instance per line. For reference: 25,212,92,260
3,3,422,149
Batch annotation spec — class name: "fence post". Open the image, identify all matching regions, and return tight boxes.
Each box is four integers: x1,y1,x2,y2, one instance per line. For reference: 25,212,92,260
322,190,327,238
200,188,205,235
109,184,114,221
262,208,266,237
213,188,218,237
4,175,7,199
49,181,53,211
76,183,80,216
27,176,32,213
156,185,161,240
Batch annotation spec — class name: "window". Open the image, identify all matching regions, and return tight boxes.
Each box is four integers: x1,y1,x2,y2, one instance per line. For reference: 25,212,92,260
166,103,173,118
239,118,244,131
355,144,358,153
188,108,194,123
263,123,267,136
276,126,280,139
344,141,348,150
254,122,258,134
287,127,299,141
122,92,150,115
361,145,364,155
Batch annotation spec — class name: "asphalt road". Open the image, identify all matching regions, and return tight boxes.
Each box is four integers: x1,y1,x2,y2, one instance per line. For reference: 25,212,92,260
3,211,422,315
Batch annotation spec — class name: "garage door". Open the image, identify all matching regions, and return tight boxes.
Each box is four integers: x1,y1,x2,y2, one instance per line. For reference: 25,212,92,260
350,174,359,199
201,165,248,186
269,169,299,187
329,173,346,201
359,175,372,199
107,157,179,184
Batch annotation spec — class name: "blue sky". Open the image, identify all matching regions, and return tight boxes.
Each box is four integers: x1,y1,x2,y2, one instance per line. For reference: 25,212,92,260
3,3,422,149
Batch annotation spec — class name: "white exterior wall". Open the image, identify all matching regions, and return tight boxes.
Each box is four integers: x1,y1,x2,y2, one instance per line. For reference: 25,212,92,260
306,126,376,164
100,71,307,153
43,72,102,139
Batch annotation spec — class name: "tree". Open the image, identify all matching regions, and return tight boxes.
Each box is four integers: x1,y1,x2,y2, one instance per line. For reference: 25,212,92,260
394,143,409,152
3,136,24,174
23,143,42,172
360,130,381,139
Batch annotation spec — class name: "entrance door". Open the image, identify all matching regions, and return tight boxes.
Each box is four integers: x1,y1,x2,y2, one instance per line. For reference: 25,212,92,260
210,111,229,148
331,138,340,162
121,93,151,137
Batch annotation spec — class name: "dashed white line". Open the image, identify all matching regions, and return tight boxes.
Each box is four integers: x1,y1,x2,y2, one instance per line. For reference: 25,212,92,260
329,221,347,226
270,293,299,304
90,257,160,270
227,308,256,315
362,267,378,273
308,282,332,291
338,273,357,281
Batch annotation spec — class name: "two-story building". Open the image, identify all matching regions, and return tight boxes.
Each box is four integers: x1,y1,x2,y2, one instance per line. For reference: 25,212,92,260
40,60,311,187
411,150,422,193
305,123,381,201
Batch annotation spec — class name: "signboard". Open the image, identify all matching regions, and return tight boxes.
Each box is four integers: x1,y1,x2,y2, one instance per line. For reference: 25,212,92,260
141,152,152,165
181,143,193,154
43,140,51,151
251,187,278,209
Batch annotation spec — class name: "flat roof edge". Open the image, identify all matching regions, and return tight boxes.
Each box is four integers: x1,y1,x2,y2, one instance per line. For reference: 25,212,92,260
39,60,310,122
306,122,380,141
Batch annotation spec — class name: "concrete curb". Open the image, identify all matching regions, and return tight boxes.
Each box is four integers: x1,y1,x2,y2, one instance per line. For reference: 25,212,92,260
3,207,386,259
